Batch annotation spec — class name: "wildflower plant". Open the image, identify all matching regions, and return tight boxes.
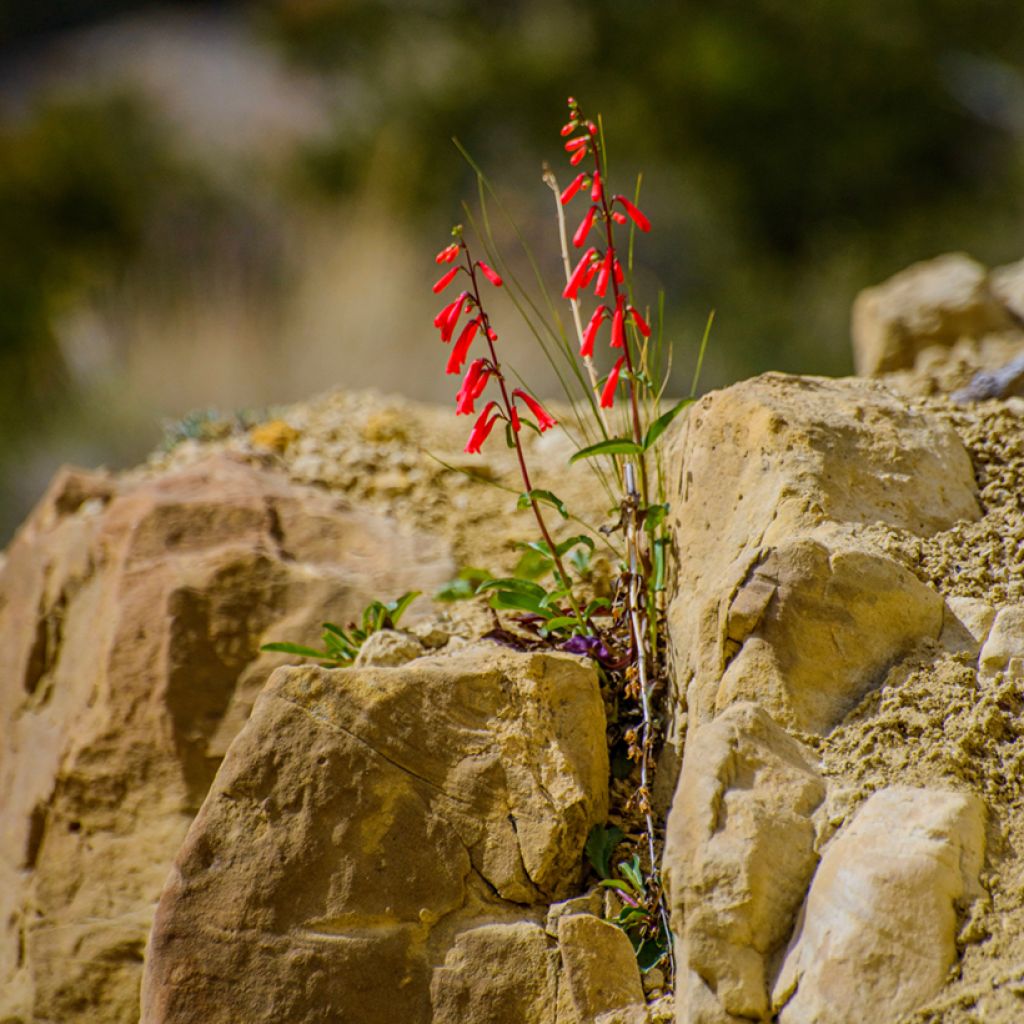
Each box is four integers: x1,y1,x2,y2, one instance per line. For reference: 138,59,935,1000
432,97,712,981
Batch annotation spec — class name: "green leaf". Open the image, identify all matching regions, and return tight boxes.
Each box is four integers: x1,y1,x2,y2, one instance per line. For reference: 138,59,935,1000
585,824,625,879
598,878,636,894
635,937,669,973
386,590,421,625
476,577,548,599
517,489,569,519
643,398,695,450
569,438,643,464
542,615,579,633
513,547,553,580
435,568,492,601
585,598,612,618
618,854,645,893
488,590,554,617
260,642,338,661
643,503,669,533
652,537,669,593
555,534,595,558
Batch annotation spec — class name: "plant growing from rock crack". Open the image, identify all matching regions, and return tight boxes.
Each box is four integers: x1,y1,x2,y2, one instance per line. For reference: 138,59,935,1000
260,590,420,666
433,97,714,982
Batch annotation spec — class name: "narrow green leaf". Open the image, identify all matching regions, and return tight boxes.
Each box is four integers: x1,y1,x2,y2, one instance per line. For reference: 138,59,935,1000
489,591,554,617
689,309,716,398
619,854,645,892
555,534,596,557
476,577,547,599
517,489,569,520
386,590,421,625
643,398,695,451
543,616,579,633
636,938,669,973
260,642,338,660
585,824,625,879
569,438,643,464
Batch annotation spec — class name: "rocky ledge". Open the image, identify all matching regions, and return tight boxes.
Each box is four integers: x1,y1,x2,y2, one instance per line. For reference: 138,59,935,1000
2,252,1024,1023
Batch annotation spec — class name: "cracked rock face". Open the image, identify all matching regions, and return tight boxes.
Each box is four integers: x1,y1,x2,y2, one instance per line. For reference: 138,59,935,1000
139,647,608,1024
0,453,453,1024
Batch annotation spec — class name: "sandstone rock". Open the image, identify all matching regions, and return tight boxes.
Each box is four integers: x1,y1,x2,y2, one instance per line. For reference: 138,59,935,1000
851,253,1013,376
557,914,646,1023
0,454,453,1024
663,373,977,763
353,627,426,666
140,647,607,1023
773,786,986,1023
979,605,1024,678
990,257,1024,324
546,889,604,937
432,922,558,1024
663,702,825,1024
940,596,997,658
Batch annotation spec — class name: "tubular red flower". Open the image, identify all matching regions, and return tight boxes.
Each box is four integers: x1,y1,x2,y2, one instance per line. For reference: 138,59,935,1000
564,137,588,153
629,307,652,338
612,211,627,225
512,389,557,432
580,305,608,358
614,196,651,232
486,325,498,342
569,147,587,166
438,292,470,342
477,261,503,287
435,243,459,264
613,259,624,285
433,266,459,293
560,122,576,136
590,172,602,203
594,250,614,298
600,356,626,409
572,205,598,248
561,173,587,205
510,404,521,432
464,403,500,454
447,317,481,374
611,297,625,349
455,358,490,415
563,247,598,300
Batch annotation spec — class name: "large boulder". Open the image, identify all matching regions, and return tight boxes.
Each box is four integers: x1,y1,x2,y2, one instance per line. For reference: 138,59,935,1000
0,453,453,1024
662,373,978,763
139,646,608,1023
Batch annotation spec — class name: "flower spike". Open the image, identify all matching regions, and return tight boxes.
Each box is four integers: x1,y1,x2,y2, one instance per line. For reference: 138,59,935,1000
512,389,557,432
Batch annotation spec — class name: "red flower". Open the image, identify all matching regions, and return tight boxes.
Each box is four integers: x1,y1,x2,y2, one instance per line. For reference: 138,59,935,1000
433,266,459,293
435,243,460,264
590,172,602,203
464,402,501,454
613,196,651,232
573,205,598,248
600,356,625,408
614,259,624,285
447,317,481,374
629,307,652,338
581,305,608,357
594,250,614,298
612,211,627,225
611,297,625,349
510,404,521,432
477,261,503,287
455,358,490,415
436,292,470,342
561,173,587,205
512,389,557,432
486,325,498,342
563,247,598,300
560,122,576,137
569,147,587,166
565,137,588,153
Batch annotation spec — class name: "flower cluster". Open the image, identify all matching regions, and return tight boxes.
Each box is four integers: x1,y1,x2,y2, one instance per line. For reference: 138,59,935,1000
432,237,557,454
559,98,652,409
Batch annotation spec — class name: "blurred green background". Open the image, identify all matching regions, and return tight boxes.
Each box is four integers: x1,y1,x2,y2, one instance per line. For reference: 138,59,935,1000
2,0,1024,543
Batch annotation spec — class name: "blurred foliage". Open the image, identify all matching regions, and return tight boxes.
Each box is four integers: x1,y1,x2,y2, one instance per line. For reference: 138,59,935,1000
0,91,185,440
264,0,1024,378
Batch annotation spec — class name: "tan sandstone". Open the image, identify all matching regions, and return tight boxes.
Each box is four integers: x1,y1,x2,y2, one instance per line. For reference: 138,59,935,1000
140,646,608,1023
0,453,452,1024
663,702,825,1024
773,786,986,1023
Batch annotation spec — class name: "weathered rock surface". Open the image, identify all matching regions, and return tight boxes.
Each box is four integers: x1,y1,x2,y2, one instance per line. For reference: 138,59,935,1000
140,647,608,1023
557,914,646,1023
773,786,986,1023
0,453,453,1024
664,702,825,1024
940,596,997,658
851,253,1014,376
979,605,1024,678
663,372,978,760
